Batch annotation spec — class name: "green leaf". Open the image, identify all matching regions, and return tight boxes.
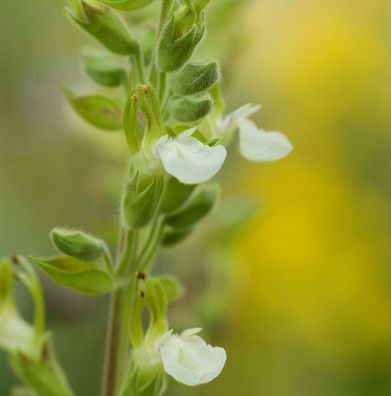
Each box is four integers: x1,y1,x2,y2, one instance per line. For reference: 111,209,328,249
64,86,123,130
83,54,126,87
157,275,185,304
165,186,219,229
160,176,195,213
50,228,105,262
172,61,220,96
98,0,155,11
66,0,139,55
170,94,213,122
162,227,192,247
29,256,114,295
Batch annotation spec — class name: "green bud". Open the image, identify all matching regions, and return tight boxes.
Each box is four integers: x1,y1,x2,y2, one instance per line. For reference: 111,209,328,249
123,93,142,154
157,15,205,72
29,256,114,295
10,338,74,396
98,0,155,11
170,94,213,122
171,61,220,96
66,0,139,55
121,170,164,229
160,176,195,213
162,227,192,247
50,228,105,262
157,275,185,304
165,186,219,229
83,54,126,87
63,85,123,131
145,278,168,341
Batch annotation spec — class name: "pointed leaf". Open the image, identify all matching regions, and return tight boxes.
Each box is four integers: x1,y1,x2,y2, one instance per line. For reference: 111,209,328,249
29,256,113,295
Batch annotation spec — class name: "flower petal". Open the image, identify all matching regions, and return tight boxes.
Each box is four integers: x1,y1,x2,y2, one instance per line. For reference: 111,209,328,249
159,331,227,386
218,103,262,132
154,131,227,185
239,119,293,162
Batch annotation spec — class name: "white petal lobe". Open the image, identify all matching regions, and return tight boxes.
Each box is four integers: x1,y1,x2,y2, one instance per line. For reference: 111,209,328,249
154,130,227,184
158,330,227,386
239,119,293,162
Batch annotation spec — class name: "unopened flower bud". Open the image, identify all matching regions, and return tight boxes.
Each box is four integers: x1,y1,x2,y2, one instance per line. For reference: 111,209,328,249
170,94,213,122
50,228,105,262
66,0,139,55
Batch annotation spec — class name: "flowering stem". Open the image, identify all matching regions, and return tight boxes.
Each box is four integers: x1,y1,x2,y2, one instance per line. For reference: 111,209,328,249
102,230,139,396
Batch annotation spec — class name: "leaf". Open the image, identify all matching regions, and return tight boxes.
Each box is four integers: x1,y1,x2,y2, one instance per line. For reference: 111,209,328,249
83,54,126,87
29,256,114,295
64,85,123,130
160,176,195,213
165,186,219,229
162,227,192,247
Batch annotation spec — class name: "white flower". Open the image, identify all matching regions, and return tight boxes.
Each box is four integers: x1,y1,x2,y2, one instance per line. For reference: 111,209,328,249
238,118,293,162
216,103,262,133
215,103,293,162
153,128,227,185
158,328,227,386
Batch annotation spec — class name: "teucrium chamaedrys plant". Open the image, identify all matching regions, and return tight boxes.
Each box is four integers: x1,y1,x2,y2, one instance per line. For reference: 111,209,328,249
0,1,293,395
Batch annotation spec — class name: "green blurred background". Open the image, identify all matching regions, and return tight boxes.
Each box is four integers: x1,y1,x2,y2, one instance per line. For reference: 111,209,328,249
1,0,391,395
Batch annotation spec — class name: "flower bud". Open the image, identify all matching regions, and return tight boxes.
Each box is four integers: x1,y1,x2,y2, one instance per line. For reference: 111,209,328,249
157,15,205,72
66,0,139,55
121,169,164,229
171,61,220,96
170,94,213,123
165,186,219,229
98,0,155,11
63,85,123,131
83,54,126,87
50,228,105,261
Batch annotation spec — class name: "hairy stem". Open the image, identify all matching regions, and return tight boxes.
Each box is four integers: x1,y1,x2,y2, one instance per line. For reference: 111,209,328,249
102,230,138,396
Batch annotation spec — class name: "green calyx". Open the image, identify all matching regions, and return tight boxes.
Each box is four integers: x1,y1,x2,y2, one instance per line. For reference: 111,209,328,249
157,13,205,72
171,61,220,96
66,0,139,55
121,163,164,229
170,93,213,122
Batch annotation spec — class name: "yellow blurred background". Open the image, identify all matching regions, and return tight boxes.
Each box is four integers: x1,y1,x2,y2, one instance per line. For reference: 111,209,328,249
1,0,391,395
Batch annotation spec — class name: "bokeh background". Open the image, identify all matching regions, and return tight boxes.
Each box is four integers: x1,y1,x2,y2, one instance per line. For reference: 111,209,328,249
1,0,391,395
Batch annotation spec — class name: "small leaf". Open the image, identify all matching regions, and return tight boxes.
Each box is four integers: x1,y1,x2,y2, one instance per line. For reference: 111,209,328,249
157,275,185,304
83,54,126,87
50,228,105,262
170,94,213,123
64,86,123,130
165,186,219,229
29,256,113,295
172,62,220,96
160,176,195,213
162,227,192,247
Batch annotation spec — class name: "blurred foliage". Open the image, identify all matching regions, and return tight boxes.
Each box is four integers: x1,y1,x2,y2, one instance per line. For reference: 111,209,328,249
1,0,391,395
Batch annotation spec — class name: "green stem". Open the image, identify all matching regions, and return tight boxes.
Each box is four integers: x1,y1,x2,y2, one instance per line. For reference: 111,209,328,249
102,230,138,396
131,50,146,84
